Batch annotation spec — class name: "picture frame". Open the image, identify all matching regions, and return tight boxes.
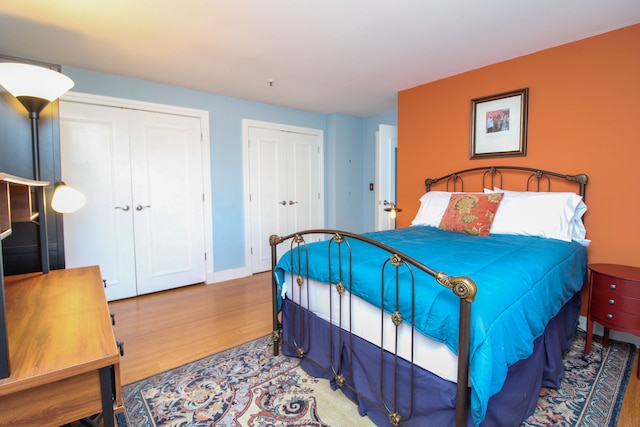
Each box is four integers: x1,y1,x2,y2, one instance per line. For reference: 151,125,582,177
470,88,528,159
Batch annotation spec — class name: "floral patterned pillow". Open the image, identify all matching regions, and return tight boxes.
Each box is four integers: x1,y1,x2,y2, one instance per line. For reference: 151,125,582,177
438,193,504,236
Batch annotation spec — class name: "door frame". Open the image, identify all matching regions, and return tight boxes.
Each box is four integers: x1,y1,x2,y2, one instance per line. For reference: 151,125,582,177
60,92,214,283
242,119,324,274
375,124,398,231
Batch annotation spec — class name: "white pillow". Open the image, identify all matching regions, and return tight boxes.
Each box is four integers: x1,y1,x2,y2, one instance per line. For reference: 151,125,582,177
486,188,589,245
411,191,457,227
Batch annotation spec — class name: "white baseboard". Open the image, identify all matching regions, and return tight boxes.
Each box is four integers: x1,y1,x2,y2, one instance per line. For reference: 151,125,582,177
578,315,640,347
207,266,251,284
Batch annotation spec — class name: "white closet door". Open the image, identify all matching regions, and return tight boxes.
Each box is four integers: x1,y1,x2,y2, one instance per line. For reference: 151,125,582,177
248,127,289,273
60,102,137,300
60,102,206,300
129,110,206,295
248,126,323,273
288,132,322,232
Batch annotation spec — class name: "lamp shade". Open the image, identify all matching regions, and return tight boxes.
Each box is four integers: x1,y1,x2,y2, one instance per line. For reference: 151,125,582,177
51,182,86,214
384,204,402,219
0,63,74,103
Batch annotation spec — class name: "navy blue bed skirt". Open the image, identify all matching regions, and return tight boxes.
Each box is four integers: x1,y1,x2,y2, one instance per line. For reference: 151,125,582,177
281,293,580,427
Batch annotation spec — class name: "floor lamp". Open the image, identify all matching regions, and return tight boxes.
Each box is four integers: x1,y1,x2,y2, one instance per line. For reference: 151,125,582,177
0,62,79,272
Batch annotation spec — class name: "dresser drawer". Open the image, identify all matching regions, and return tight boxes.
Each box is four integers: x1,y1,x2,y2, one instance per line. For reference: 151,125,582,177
591,272,640,298
589,302,640,330
591,287,640,314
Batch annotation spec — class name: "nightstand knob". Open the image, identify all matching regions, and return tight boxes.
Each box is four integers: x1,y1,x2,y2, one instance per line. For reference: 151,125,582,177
608,299,615,305
607,313,614,319
609,283,617,290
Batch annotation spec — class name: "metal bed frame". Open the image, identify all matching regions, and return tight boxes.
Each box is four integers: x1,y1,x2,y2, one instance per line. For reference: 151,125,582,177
269,165,588,427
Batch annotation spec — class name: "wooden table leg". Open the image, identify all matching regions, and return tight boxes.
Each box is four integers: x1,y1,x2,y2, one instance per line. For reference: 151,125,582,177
603,327,610,348
585,318,594,355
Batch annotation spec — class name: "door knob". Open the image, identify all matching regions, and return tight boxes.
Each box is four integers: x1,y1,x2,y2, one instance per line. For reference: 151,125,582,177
115,205,130,211
280,201,287,205
288,200,298,205
136,205,151,211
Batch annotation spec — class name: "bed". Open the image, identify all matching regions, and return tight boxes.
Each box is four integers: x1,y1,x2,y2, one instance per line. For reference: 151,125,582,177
269,166,589,427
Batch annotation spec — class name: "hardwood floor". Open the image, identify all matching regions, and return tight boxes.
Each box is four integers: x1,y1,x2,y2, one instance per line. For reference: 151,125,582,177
109,273,273,385
108,273,639,425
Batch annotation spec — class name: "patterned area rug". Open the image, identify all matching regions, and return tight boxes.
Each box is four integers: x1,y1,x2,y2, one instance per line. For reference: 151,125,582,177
116,330,635,427
522,331,635,427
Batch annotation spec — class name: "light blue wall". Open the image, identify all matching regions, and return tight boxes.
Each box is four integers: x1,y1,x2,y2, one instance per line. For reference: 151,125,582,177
325,113,364,232
325,111,398,233
62,66,396,275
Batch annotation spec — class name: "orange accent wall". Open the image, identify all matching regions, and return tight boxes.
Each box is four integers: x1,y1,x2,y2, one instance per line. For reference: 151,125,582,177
398,24,640,273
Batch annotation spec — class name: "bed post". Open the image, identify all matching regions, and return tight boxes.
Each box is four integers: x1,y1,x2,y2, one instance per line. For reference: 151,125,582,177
457,300,472,427
270,234,283,356
435,272,476,427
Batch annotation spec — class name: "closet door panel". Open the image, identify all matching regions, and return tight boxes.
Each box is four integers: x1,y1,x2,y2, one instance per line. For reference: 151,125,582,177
59,102,137,300
248,127,289,273
288,132,321,232
129,111,206,295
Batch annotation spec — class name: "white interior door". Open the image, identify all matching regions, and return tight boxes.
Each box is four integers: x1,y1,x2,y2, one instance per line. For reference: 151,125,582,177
60,102,136,300
375,124,398,231
288,132,322,232
248,127,288,262
247,124,323,273
60,101,206,300
129,110,206,295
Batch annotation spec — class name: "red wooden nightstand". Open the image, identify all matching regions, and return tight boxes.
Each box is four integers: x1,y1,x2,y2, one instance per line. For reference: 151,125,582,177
585,263,640,379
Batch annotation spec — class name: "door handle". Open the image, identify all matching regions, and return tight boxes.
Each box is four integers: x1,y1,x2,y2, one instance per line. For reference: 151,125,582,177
115,205,130,211
136,205,151,211
280,201,287,205
288,200,298,205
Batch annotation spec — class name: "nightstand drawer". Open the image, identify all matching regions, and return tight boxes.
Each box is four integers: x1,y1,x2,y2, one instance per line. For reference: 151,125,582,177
589,303,640,330
591,273,640,298
591,288,640,314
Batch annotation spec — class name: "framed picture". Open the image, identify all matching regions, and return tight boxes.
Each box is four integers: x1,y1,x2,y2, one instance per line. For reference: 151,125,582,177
470,88,528,159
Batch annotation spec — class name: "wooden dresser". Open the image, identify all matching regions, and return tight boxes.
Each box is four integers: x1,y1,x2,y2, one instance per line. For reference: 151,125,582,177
0,266,122,426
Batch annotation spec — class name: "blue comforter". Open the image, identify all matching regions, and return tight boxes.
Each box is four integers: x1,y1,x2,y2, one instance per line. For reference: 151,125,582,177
274,226,587,425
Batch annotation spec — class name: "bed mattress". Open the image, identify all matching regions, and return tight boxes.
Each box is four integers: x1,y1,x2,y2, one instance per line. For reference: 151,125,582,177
281,274,460,382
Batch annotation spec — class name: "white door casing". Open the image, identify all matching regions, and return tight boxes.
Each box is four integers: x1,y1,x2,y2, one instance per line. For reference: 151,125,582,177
375,124,398,231
59,93,212,300
244,120,324,273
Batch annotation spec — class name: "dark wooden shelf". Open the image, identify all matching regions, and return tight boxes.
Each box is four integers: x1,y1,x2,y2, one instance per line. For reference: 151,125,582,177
0,173,48,240
1,172,50,380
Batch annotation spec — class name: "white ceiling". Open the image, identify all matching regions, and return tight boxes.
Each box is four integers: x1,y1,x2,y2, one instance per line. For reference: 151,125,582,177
1,1,639,117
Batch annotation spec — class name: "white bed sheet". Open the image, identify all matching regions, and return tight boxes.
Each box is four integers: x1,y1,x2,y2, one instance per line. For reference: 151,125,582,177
282,274,460,383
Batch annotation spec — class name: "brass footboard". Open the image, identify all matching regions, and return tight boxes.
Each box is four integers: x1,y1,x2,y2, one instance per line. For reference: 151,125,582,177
270,230,476,427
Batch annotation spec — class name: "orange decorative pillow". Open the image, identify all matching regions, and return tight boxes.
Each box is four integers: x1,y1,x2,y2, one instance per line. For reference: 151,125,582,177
438,193,503,236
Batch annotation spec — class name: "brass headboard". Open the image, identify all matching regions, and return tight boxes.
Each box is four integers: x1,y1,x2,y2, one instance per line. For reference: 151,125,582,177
425,166,588,198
